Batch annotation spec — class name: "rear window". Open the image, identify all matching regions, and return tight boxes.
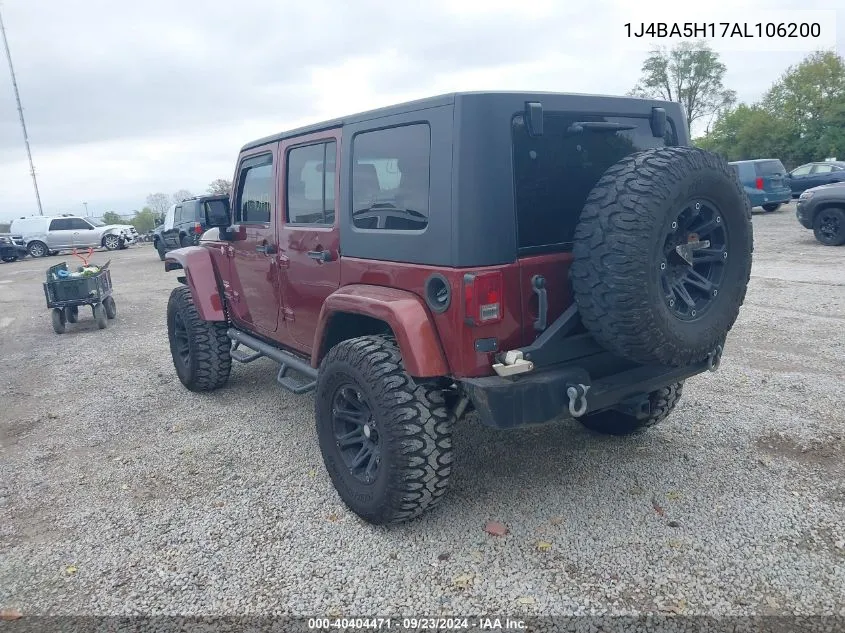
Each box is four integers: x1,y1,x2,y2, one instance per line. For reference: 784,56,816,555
754,160,786,177
512,112,678,252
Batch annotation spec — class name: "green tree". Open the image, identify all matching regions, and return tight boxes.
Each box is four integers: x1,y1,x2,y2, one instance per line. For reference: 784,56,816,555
130,207,158,233
631,40,736,135
102,211,122,225
207,178,232,195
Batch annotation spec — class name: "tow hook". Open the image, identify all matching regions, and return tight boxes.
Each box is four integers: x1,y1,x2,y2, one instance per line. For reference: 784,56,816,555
707,345,723,372
566,383,590,418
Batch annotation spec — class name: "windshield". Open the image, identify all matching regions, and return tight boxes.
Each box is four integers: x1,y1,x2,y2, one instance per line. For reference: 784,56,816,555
754,160,786,177
89,219,105,226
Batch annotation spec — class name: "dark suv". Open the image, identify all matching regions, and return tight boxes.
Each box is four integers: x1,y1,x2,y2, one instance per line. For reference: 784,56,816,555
154,194,230,260
164,92,753,525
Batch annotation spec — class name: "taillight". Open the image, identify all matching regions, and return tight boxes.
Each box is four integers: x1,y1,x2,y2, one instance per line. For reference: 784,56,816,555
755,177,764,189
463,271,503,326
194,223,203,234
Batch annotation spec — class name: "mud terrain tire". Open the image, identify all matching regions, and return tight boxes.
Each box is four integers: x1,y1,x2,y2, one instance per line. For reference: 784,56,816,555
315,335,454,525
167,286,231,391
579,382,684,436
571,147,753,366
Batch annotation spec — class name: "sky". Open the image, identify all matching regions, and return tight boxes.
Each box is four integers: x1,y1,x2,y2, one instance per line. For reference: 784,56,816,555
0,0,843,222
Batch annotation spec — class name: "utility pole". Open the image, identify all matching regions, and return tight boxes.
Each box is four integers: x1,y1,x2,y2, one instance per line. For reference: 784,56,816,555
83,201,89,217
0,5,44,216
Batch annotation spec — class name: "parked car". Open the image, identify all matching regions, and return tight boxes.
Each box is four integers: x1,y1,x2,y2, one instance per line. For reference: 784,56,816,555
0,233,28,262
728,159,792,212
796,181,845,246
787,161,845,196
162,91,752,525
153,195,229,260
10,215,138,258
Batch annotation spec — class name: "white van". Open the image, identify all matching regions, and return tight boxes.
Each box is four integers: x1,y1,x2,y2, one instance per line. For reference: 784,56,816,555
10,215,138,258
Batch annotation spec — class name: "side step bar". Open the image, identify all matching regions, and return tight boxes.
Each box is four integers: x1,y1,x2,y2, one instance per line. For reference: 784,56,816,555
227,329,318,395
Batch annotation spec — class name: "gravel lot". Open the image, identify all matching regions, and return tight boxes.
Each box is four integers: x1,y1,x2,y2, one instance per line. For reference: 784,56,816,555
1,202,843,618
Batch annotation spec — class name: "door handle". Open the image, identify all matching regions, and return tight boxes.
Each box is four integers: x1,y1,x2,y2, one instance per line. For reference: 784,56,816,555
256,244,276,255
307,250,331,262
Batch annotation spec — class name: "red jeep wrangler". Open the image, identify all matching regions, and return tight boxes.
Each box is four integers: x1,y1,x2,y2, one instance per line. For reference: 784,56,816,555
165,92,752,525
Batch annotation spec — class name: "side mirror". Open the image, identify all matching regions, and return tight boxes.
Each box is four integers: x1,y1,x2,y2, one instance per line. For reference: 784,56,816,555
154,218,162,226
204,200,232,229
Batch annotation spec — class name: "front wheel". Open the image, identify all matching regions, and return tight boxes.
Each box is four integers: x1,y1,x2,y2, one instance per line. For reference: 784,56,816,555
762,203,781,212
93,303,108,329
315,335,454,525
813,207,845,246
166,286,232,391
579,383,684,436
103,234,121,251
155,240,166,261
51,308,66,334
103,296,117,319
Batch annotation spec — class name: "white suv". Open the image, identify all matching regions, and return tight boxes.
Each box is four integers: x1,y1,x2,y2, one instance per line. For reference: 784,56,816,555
10,215,138,258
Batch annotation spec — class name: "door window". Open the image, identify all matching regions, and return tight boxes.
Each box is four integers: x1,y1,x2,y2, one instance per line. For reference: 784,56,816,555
49,219,72,230
236,154,273,224
68,218,93,230
286,141,336,225
351,124,430,231
174,206,183,224
791,164,812,176
812,164,834,174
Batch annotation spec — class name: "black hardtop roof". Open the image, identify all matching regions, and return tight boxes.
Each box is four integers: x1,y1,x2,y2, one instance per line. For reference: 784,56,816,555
241,90,681,151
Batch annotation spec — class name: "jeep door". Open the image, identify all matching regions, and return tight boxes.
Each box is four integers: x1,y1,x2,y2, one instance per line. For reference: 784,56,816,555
227,146,281,335
277,130,341,352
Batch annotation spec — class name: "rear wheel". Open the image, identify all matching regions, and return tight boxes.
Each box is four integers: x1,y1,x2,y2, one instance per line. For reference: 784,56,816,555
315,335,454,525
813,208,845,246
51,308,66,334
571,147,753,367
579,383,684,436
28,241,48,258
762,203,781,212
166,286,231,391
180,234,193,248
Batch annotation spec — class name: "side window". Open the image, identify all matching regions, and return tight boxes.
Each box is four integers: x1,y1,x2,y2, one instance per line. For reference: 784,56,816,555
791,164,812,176
352,124,430,231
174,206,183,224
286,141,336,225
49,219,71,230
69,218,93,230
812,164,834,174
236,154,273,224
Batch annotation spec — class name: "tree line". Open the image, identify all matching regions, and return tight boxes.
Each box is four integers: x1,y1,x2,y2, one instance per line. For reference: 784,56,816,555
631,43,845,169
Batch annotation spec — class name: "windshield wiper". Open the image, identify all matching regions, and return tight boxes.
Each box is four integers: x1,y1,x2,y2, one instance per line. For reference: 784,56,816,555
567,121,637,134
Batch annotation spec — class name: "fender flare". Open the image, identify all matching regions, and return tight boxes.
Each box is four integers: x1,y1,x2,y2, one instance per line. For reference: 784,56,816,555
314,284,450,378
164,247,226,321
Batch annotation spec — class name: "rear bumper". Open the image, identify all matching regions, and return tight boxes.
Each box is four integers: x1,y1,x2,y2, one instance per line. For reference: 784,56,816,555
747,189,791,207
461,358,712,429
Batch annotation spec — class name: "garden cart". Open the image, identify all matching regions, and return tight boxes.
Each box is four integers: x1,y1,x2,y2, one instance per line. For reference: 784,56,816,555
43,249,117,334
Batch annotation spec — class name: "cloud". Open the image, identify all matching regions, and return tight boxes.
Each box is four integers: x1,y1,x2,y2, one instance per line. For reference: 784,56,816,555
0,0,841,220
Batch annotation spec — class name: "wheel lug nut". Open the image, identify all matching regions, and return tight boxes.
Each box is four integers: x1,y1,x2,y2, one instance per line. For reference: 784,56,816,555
695,202,701,210
713,290,718,297
691,310,697,316
723,252,728,259
660,263,666,270
669,299,675,307
716,216,721,223
671,221,678,229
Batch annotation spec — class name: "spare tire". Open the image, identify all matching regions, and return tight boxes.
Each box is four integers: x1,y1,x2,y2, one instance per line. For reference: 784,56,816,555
570,147,753,367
